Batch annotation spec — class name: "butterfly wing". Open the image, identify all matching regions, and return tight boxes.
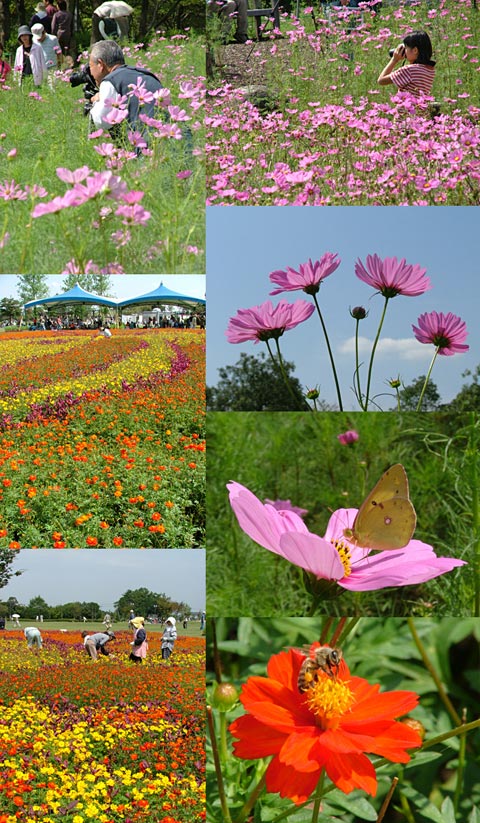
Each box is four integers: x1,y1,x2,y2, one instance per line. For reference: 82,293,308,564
349,464,416,550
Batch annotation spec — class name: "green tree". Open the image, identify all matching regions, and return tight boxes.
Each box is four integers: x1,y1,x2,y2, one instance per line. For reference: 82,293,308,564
207,352,323,411
26,595,50,619
395,376,441,411
0,549,22,590
0,297,22,325
115,588,175,619
443,366,480,411
16,274,49,304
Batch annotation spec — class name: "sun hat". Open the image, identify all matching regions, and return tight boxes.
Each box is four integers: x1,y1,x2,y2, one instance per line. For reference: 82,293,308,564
18,26,32,39
31,23,45,35
131,617,145,629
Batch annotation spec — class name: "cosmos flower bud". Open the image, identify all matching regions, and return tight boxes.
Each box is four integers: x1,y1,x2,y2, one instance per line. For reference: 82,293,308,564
212,682,239,711
350,306,367,319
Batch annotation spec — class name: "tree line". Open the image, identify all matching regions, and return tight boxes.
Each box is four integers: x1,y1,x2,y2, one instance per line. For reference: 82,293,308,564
0,586,194,621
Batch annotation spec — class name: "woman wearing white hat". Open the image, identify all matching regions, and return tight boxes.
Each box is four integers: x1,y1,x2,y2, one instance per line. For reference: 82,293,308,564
161,617,177,660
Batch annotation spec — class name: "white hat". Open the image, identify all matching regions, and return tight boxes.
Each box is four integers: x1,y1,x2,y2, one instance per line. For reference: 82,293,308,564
31,23,45,35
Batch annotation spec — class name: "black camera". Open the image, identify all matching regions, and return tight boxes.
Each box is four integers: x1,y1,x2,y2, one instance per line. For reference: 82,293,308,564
389,45,405,58
70,65,99,115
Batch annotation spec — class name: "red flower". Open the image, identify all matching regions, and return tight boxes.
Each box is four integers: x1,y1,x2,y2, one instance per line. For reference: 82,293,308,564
229,647,421,804
86,536,98,546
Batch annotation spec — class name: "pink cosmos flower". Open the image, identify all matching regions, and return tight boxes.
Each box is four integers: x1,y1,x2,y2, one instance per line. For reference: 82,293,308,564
56,166,91,184
32,195,67,217
412,311,469,356
228,481,466,592
115,203,151,225
269,253,341,295
104,108,129,126
167,105,191,122
337,430,359,445
355,255,431,297
264,499,308,518
226,299,315,344
7,148,17,159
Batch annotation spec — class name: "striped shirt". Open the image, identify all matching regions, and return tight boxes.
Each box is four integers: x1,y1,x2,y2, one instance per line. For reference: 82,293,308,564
390,64,435,97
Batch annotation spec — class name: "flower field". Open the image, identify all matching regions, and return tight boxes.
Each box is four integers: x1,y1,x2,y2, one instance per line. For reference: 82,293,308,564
0,329,205,548
0,33,205,274
206,0,480,205
0,631,205,823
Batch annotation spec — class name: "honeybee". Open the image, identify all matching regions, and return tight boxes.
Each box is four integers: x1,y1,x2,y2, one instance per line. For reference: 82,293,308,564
297,645,343,693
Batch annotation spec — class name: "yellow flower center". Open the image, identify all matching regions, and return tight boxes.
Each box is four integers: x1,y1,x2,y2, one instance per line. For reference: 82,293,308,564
305,675,354,730
332,539,352,577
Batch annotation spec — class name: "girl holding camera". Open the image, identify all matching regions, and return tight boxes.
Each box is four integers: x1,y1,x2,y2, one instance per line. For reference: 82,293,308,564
378,31,435,97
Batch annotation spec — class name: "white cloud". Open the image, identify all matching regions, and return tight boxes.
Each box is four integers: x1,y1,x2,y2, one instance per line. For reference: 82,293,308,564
338,336,432,361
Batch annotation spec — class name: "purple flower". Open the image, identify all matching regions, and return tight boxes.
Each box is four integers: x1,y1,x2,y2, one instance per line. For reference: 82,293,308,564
337,430,359,445
226,299,315,344
412,311,469,356
355,254,431,297
228,482,466,592
269,253,341,296
264,499,308,518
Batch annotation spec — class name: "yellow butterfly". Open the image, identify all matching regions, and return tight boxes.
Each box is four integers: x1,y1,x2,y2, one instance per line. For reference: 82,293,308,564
343,464,416,551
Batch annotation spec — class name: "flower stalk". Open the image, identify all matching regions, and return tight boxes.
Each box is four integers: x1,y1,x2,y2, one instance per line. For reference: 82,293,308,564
312,293,343,411
363,295,389,411
415,346,439,412
207,705,233,823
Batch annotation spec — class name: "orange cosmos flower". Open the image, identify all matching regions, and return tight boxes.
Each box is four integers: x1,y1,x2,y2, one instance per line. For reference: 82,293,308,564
229,647,421,805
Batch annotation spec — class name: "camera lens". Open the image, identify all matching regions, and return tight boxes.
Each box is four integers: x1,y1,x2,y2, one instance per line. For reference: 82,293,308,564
388,48,394,57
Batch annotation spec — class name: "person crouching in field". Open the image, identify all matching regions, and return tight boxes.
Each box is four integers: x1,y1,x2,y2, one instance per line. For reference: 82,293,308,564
129,616,148,663
82,630,116,660
161,617,177,660
378,31,435,98
15,25,48,86
24,626,43,650
88,40,162,137
0,43,11,82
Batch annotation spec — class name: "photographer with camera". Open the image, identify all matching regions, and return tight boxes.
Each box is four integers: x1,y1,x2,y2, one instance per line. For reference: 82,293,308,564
70,62,99,116
88,40,162,133
378,31,435,97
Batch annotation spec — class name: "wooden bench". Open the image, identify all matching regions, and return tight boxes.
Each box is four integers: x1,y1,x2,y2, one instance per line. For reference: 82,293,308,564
247,0,281,39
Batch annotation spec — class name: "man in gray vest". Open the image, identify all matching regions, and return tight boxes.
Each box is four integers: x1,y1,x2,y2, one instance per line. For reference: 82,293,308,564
88,40,162,133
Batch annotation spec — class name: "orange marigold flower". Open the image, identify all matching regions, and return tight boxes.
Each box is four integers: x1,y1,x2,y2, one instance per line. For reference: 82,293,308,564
9,541,21,549
86,536,98,546
188,462,197,469
229,647,422,804
52,532,63,541
99,521,110,529
53,541,66,548
165,501,174,509
151,512,162,522
133,520,145,528
113,537,123,546
0,529,7,538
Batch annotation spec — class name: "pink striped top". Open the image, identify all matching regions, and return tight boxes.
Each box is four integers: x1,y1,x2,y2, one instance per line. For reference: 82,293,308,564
390,64,435,97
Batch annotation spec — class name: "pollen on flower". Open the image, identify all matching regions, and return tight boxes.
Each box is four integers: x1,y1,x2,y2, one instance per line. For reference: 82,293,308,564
332,540,352,577
305,675,354,729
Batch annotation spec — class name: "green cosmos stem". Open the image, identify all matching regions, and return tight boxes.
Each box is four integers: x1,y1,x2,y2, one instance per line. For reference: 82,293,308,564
234,768,268,823
407,618,461,726
311,769,325,823
469,412,480,617
354,317,363,408
265,338,310,411
415,347,440,412
363,295,390,411
312,293,343,411
206,705,233,823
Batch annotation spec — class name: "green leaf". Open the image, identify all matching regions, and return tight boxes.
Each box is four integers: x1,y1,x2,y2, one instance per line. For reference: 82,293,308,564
440,797,456,823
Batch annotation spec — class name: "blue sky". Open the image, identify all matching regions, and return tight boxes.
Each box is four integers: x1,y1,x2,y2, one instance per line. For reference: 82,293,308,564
0,275,206,303
207,207,478,408
2,550,206,611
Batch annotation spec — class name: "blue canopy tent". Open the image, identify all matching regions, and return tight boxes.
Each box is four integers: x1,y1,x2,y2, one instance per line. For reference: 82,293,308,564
23,283,119,311
117,282,205,311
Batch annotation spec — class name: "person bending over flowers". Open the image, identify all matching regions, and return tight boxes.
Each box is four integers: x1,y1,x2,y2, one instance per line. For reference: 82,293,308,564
378,30,435,98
